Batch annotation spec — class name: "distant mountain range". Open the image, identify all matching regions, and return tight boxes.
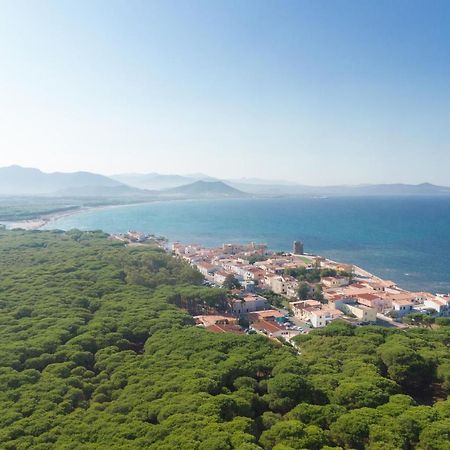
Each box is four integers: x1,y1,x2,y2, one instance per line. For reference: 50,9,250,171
0,166,246,199
1,166,449,199
0,166,125,196
113,171,450,197
227,181,450,197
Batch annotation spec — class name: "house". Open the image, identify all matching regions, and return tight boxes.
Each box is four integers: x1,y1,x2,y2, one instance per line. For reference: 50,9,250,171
355,293,391,313
387,291,416,303
361,279,396,291
221,261,247,277
424,296,450,316
413,291,439,304
340,284,374,297
197,262,219,277
248,309,285,322
263,274,278,289
321,277,349,288
392,298,414,316
323,290,347,302
213,271,240,286
194,315,238,327
345,303,377,323
251,320,299,341
245,267,266,282
327,295,354,309
365,281,386,292
290,300,322,318
307,306,344,328
270,276,297,296
228,294,269,314
292,302,344,328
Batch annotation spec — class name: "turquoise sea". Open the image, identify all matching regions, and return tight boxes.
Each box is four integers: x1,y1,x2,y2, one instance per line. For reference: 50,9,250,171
45,197,450,294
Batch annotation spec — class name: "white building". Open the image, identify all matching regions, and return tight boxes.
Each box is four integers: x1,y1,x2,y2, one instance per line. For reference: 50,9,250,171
308,306,344,328
270,276,297,296
197,262,219,277
392,299,414,316
290,300,322,319
424,296,450,316
229,294,269,314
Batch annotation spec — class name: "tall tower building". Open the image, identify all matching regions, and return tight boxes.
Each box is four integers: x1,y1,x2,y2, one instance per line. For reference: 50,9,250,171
293,240,304,255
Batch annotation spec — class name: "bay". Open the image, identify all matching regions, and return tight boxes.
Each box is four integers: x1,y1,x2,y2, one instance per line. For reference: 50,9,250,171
44,196,450,294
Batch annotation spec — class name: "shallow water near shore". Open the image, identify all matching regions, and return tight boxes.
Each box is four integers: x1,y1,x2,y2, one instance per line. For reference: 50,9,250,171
44,196,450,293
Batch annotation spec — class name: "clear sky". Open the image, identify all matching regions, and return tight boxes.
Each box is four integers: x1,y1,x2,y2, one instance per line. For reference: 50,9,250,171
0,0,449,185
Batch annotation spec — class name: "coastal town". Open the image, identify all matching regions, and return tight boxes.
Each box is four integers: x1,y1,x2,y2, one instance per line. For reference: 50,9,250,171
112,231,450,343
169,239,450,342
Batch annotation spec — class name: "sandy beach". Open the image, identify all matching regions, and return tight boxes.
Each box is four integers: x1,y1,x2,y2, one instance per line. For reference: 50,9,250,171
0,207,85,231
0,200,160,231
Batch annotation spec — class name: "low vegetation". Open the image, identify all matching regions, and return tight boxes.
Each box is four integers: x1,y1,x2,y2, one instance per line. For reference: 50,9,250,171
0,229,449,449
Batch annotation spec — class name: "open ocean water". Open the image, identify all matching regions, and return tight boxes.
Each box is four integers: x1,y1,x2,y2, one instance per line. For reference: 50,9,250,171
44,196,450,294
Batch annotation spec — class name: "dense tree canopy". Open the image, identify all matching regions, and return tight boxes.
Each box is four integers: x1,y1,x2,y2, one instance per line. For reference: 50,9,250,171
0,229,449,449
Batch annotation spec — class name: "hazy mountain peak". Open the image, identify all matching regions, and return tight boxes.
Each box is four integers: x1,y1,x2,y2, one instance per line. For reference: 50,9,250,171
164,180,248,198
0,165,124,196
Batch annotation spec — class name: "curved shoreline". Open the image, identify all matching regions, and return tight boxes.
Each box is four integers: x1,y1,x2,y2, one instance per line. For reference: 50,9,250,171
1,201,162,230
3,198,449,295
1,207,89,230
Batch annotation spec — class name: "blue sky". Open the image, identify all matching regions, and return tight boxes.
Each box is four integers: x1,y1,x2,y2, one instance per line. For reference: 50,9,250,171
0,0,449,185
